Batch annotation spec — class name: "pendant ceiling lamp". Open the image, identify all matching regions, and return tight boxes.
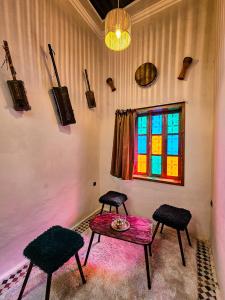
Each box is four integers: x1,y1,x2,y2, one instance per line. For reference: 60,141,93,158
105,0,131,51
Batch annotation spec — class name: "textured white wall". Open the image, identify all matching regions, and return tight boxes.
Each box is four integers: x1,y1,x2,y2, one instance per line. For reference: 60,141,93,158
99,0,215,240
0,0,217,281
212,0,225,297
0,0,102,277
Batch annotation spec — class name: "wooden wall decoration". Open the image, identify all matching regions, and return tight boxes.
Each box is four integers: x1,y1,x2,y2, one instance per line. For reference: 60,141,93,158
84,69,96,108
48,44,76,126
106,78,116,92
178,57,193,80
135,62,157,87
3,40,31,111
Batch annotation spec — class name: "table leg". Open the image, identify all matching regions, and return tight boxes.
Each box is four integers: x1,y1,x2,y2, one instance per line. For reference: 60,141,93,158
144,245,151,289
98,234,101,243
84,231,95,266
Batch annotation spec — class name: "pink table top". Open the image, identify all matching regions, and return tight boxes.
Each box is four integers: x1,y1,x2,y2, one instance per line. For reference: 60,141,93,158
90,213,153,245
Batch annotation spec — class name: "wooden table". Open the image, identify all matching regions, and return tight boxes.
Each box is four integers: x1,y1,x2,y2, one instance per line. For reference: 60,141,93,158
84,213,153,289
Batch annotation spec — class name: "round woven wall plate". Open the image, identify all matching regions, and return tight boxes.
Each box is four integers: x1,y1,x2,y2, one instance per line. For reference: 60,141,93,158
135,62,157,87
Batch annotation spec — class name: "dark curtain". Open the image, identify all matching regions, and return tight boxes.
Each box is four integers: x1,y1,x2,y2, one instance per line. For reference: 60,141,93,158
111,109,136,180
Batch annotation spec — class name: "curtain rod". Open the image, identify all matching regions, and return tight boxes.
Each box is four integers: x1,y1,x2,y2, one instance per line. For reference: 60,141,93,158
135,100,186,111
115,101,186,114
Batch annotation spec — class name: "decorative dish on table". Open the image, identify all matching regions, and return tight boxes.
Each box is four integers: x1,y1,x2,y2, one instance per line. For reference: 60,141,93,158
111,217,130,232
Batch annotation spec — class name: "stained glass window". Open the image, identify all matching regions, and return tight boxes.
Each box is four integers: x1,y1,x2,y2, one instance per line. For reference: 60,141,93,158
138,135,147,154
152,135,162,155
138,116,147,134
168,113,179,134
152,115,162,134
138,155,147,173
167,135,179,155
151,156,162,175
134,103,184,185
167,156,179,177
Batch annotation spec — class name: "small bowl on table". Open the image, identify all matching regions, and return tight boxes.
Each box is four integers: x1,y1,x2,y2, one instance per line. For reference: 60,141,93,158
111,216,130,232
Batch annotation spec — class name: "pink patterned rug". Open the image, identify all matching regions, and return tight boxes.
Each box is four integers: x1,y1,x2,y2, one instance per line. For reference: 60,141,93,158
1,228,197,300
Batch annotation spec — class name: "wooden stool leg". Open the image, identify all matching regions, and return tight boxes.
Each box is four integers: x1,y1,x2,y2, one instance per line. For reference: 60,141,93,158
84,231,95,266
99,204,104,215
17,262,33,300
122,203,129,215
177,230,186,266
75,252,86,284
185,228,192,247
144,245,151,289
45,274,52,300
151,222,160,243
116,206,119,214
160,224,164,233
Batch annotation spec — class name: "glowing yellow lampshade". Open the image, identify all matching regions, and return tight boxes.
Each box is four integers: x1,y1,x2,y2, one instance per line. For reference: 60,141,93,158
105,8,131,51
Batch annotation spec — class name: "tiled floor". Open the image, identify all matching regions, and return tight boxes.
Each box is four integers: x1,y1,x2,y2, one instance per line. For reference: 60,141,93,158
197,240,218,299
0,263,29,296
0,212,219,299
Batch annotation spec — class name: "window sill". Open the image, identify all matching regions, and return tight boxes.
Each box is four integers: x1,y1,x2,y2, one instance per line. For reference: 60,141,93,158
133,175,184,186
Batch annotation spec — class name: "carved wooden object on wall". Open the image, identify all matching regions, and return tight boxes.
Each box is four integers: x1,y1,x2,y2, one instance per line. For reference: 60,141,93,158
178,57,193,80
135,62,157,87
85,69,96,108
3,40,31,111
106,78,116,92
48,44,76,125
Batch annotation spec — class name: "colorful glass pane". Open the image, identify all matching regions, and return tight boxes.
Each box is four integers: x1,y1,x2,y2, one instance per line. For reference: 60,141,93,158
167,156,178,177
138,155,147,173
152,115,162,134
138,135,147,154
152,135,162,155
138,116,148,134
151,156,162,175
167,113,179,134
167,135,179,155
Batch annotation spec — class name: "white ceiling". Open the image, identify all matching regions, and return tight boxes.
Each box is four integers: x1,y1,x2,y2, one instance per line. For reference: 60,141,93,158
69,0,182,38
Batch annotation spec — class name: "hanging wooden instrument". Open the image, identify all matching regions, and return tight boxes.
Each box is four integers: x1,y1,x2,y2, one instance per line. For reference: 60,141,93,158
3,40,31,111
48,44,75,125
84,69,96,108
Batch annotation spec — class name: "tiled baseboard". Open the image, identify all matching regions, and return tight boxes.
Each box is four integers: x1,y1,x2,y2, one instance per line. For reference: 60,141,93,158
0,212,219,299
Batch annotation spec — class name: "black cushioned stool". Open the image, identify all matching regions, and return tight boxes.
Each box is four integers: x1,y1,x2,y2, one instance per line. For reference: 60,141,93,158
99,191,128,215
18,226,86,300
98,191,128,242
151,204,192,266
